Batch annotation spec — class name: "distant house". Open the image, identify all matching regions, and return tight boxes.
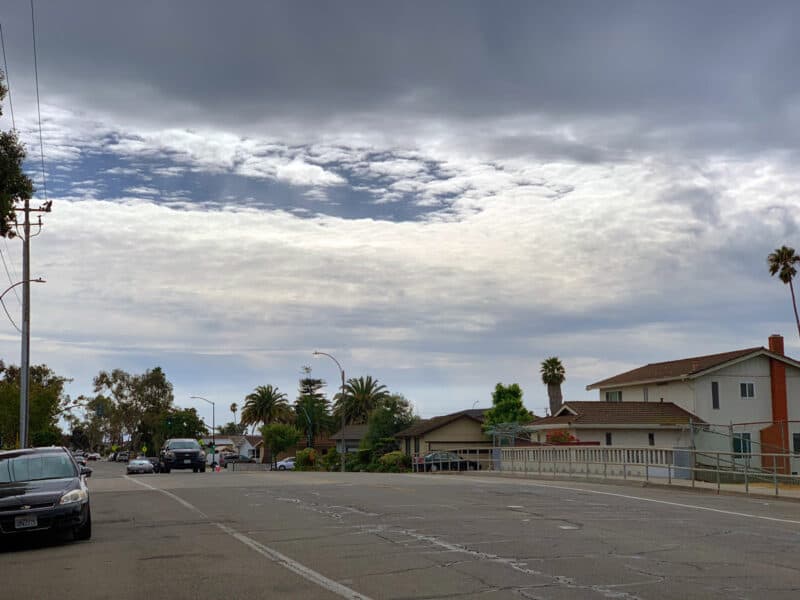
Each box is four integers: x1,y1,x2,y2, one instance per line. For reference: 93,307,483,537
395,409,490,456
585,334,800,474
330,424,370,454
524,401,701,448
230,435,263,459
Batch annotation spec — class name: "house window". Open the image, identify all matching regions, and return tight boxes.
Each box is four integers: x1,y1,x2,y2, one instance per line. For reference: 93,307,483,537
793,433,800,455
733,433,752,457
643,387,649,402
648,433,655,446
739,382,755,398
405,438,411,455
711,381,720,410
413,438,419,454
605,432,612,445
605,390,622,403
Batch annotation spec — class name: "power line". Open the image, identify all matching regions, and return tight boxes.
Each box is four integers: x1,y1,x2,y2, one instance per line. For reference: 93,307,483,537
0,246,21,305
0,296,21,333
30,0,47,201
0,23,16,130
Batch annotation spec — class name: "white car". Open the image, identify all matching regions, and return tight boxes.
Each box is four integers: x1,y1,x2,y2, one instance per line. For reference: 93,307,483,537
276,457,295,471
126,459,155,474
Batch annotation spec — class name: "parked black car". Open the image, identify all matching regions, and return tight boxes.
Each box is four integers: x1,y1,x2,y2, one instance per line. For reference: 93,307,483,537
422,451,479,472
159,439,206,473
0,447,92,541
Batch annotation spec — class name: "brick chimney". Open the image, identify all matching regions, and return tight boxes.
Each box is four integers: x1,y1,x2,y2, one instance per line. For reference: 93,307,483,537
768,334,784,355
761,334,790,473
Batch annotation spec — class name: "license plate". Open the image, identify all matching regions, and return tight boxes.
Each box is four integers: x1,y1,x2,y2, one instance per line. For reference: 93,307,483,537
15,515,37,529
183,459,191,464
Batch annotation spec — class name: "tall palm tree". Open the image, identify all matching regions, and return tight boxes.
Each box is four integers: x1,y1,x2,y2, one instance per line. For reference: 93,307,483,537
768,245,800,339
241,386,291,429
230,402,238,427
334,375,390,425
540,357,565,416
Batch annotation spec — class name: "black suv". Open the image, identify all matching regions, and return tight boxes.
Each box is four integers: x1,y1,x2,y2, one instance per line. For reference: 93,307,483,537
159,439,206,473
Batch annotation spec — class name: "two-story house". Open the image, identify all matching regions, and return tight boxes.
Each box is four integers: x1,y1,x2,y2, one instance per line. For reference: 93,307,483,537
585,334,800,474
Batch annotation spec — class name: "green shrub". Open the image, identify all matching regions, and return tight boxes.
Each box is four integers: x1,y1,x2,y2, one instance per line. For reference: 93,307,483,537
377,450,411,472
295,448,316,470
320,448,341,471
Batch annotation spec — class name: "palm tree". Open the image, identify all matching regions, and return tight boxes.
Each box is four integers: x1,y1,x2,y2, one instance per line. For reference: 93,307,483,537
768,245,800,339
241,386,291,429
230,402,238,427
540,357,565,416
334,375,390,425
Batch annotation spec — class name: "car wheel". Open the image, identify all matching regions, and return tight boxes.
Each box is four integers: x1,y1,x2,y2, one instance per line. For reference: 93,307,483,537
74,507,92,541
200,465,206,473
278,465,286,470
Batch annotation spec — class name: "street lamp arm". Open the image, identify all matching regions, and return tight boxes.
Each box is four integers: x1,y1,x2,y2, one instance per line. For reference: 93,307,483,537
312,351,343,374
0,278,45,301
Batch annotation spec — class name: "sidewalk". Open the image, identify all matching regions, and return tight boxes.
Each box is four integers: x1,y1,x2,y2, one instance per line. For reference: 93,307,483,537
475,468,800,501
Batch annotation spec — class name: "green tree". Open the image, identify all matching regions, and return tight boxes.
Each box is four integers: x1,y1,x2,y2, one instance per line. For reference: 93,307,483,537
163,407,207,440
242,385,291,461
768,245,800,339
483,383,534,431
295,366,331,448
216,421,246,435
540,357,566,416
260,423,301,468
0,362,73,448
334,375,390,425
361,393,417,458
93,367,175,451
0,70,34,237
229,402,238,427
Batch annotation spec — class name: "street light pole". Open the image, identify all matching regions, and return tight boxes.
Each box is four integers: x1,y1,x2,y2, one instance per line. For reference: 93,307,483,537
297,404,313,448
313,351,346,473
190,396,215,467
0,277,46,449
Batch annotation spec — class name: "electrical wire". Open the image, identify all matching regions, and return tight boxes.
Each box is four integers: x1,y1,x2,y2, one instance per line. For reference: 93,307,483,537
0,246,21,305
0,296,21,333
30,0,47,201
0,23,16,130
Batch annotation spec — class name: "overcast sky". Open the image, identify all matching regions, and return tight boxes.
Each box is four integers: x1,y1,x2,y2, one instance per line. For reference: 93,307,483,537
0,1,798,426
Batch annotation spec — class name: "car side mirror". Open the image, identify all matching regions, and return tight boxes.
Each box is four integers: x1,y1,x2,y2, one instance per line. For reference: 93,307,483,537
80,466,92,478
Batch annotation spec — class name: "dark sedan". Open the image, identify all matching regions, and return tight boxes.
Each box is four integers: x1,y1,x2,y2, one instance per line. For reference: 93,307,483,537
422,451,479,472
0,447,92,542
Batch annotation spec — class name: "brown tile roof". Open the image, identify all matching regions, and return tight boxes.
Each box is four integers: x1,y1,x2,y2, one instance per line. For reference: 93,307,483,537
528,401,702,427
587,347,764,389
330,424,369,440
395,409,488,438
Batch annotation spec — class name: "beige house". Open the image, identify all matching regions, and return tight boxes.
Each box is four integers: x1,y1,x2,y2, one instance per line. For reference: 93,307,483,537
395,409,490,456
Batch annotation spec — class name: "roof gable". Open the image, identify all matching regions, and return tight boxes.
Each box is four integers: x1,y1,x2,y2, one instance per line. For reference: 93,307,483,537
586,347,785,389
395,409,487,438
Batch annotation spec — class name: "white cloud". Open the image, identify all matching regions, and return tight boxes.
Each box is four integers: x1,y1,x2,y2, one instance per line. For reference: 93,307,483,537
274,159,345,187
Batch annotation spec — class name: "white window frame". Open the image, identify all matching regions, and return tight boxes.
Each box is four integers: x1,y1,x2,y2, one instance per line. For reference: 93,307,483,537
605,390,622,403
739,382,755,399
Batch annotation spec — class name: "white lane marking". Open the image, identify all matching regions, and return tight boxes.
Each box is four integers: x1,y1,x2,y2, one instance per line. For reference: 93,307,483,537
124,476,373,600
504,479,800,526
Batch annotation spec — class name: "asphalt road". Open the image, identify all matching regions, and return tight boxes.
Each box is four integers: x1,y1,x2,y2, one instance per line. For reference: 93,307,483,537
3,461,800,599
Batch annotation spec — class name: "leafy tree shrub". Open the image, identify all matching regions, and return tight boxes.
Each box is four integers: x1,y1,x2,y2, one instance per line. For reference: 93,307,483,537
295,447,317,470
546,430,578,444
320,448,341,471
377,450,411,472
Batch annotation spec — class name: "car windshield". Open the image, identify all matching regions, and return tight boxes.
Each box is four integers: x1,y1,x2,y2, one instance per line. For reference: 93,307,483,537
0,453,78,483
169,441,200,450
